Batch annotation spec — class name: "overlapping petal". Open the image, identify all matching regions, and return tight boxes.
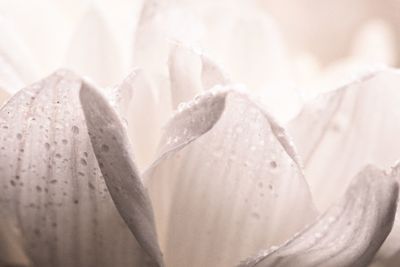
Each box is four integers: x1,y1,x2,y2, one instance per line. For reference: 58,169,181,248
144,88,317,267
288,69,400,209
111,70,167,170
80,81,164,266
168,43,229,108
239,165,399,267
0,70,155,267
288,69,400,264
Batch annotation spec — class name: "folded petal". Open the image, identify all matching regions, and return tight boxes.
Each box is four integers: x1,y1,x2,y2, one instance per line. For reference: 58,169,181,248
144,87,317,267
288,69,400,210
66,7,123,86
239,165,399,267
80,81,164,266
0,70,154,267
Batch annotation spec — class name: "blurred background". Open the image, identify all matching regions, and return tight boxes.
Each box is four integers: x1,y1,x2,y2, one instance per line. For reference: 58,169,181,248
0,0,399,111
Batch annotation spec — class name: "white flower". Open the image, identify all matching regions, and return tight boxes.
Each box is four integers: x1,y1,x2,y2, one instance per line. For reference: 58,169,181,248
0,1,400,267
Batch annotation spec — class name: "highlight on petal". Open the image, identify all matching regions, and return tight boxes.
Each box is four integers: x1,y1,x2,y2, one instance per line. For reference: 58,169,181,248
66,7,123,86
144,87,317,267
0,70,155,267
238,165,399,267
80,82,164,266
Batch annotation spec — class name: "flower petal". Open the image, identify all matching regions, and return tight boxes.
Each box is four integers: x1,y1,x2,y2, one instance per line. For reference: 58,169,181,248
111,70,165,170
288,69,400,264
238,164,399,267
0,17,38,93
288,69,400,210
0,70,154,267
168,43,229,108
144,88,317,267
0,0,71,77
0,218,32,266
0,88,10,106
66,7,123,86
80,81,164,266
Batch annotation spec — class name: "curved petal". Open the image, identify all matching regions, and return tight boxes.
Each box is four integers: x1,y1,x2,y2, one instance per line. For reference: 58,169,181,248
0,70,153,267
111,70,165,170
144,87,317,267
66,7,123,86
288,69,400,264
288,69,400,210
80,82,164,266
238,164,399,267
168,43,229,108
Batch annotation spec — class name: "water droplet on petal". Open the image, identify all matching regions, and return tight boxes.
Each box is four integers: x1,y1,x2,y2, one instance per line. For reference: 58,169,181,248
71,125,79,135
101,144,109,152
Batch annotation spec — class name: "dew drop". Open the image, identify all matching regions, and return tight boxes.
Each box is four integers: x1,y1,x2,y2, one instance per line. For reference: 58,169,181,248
71,125,79,135
80,158,87,166
44,143,51,150
270,161,277,168
62,139,68,145
101,144,109,152
16,133,22,140
88,182,95,190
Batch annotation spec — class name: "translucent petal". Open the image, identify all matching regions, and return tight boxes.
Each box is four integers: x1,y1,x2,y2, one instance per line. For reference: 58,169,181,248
0,0,73,77
287,69,400,263
144,88,317,267
239,165,399,267
111,70,165,170
288,70,400,209
0,70,153,267
0,17,38,93
80,82,164,266
168,43,229,108
66,7,123,86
